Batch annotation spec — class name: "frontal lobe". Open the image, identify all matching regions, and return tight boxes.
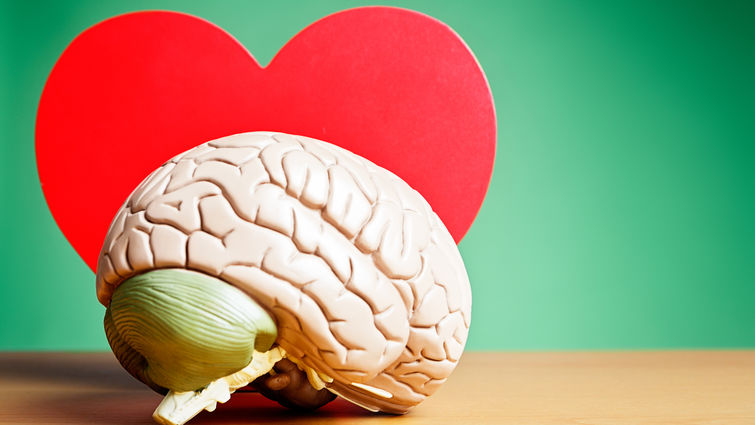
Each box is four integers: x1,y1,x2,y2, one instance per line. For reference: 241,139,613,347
96,131,472,413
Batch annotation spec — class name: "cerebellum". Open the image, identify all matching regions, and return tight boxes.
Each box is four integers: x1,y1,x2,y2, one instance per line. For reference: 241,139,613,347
106,268,277,392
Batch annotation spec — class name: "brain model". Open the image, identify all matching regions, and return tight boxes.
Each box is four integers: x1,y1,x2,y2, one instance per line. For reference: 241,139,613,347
97,132,472,424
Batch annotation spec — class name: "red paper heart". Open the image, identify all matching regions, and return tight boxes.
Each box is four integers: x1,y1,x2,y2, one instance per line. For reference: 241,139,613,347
36,7,496,272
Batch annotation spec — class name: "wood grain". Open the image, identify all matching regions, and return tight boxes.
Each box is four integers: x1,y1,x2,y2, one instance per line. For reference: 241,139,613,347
0,351,753,424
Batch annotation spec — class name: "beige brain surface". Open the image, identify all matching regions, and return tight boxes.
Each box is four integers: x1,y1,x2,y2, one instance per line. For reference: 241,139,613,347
96,131,472,413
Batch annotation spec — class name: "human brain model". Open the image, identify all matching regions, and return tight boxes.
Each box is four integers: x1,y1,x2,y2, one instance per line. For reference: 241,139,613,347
97,132,472,424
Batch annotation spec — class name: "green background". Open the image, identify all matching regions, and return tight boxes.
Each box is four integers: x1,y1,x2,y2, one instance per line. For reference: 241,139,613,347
1,0,753,351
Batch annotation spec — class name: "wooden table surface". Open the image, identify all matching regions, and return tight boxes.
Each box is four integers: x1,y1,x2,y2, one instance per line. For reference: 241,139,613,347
0,351,753,424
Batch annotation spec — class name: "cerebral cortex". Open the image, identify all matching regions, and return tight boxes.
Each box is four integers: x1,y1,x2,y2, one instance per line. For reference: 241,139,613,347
96,132,471,413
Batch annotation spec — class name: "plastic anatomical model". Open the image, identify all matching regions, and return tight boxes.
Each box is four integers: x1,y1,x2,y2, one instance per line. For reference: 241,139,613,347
97,132,472,424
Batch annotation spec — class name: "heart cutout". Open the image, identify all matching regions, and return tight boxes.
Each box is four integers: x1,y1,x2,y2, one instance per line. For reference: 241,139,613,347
36,7,496,272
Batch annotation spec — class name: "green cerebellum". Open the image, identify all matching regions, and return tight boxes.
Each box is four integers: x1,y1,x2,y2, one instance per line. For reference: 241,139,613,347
105,269,277,392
